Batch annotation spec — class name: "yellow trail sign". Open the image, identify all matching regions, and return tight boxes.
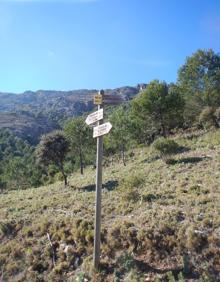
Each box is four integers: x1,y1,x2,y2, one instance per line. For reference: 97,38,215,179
93,94,103,105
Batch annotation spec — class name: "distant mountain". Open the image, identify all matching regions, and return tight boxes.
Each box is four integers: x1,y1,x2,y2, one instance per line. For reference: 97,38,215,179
0,112,57,144
0,85,147,144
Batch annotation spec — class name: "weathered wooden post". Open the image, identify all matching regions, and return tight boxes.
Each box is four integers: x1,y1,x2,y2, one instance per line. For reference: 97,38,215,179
85,90,123,269
93,90,104,269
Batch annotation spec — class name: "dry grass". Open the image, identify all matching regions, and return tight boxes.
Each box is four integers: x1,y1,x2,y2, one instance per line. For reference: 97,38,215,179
0,130,220,281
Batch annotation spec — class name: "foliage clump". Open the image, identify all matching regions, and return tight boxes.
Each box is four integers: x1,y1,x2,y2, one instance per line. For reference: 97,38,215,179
36,131,69,185
153,137,179,163
120,174,145,203
64,117,94,175
199,107,218,129
0,129,44,190
178,49,220,127
132,80,184,138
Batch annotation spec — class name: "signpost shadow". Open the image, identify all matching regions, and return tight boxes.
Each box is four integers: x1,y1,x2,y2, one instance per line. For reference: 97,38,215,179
82,180,119,192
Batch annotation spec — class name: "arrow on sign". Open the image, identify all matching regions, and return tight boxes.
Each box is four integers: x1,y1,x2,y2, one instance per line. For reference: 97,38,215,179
93,122,112,138
85,109,103,125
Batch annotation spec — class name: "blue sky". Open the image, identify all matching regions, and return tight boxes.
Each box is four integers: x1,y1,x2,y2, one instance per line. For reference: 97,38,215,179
0,0,220,93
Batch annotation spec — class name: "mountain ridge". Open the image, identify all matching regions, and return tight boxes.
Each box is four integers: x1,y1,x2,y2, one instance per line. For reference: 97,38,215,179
0,84,147,144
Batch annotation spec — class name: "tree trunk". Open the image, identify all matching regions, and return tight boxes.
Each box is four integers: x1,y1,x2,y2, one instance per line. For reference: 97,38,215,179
161,122,167,137
63,174,67,186
121,144,126,166
159,108,167,137
79,149,84,175
59,164,67,186
212,115,220,128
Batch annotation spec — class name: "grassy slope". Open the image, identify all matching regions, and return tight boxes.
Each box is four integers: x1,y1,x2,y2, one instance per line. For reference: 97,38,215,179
0,130,220,282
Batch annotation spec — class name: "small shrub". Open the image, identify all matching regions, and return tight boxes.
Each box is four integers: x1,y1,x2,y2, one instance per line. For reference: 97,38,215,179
11,246,24,259
107,221,137,252
5,261,20,275
141,192,157,202
54,261,69,274
0,179,6,193
199,107,220,129
124,269,145,282
166,271,176,282
199,107,216,128
177,272,185,282
121,187,140,203
152,137,179,164
68,271,89,282
124,174,145,189
116,252,135,273
214,107,220,123
0,221,15,236
189,185,202,195
186,227,208,251
120,174,145,203
72,219,94,246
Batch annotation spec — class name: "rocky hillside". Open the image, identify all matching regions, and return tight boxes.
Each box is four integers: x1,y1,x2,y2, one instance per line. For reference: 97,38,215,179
0,85,144,144
0,113,57,144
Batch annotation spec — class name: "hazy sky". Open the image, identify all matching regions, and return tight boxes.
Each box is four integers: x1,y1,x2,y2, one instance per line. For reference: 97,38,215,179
0,0,219,93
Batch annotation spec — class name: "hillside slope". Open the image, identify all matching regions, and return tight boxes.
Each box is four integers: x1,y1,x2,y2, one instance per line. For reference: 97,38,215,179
0,130,219,281
0,113,58,144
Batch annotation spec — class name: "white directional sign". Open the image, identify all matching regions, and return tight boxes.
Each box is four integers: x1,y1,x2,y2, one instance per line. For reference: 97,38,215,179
85,109,103,125
93,122,112,138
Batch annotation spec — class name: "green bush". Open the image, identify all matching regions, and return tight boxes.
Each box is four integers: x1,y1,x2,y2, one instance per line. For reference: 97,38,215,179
199,107,215,128
120,174,145,203
152,137,179,164
214,107,220,123
0,221,15,236
0,179,6,193
142,192,157,202
116,252,135,273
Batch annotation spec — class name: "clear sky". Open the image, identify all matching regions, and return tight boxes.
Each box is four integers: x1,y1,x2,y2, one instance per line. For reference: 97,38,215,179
0,0,220,93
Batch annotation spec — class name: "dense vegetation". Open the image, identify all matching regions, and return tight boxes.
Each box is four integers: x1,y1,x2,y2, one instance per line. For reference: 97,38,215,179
0,48,220,281
0,130,44,191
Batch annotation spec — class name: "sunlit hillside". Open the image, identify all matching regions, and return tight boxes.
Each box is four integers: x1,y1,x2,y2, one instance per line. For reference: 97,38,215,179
0,130,219,282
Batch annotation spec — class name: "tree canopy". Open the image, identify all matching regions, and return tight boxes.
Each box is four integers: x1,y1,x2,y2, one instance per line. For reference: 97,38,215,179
36,131,69,186
132,80,184,137
64,117,94,175
178,49,220,126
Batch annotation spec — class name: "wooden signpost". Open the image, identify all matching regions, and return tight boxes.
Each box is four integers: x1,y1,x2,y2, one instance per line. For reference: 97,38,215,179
85,90,123,269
